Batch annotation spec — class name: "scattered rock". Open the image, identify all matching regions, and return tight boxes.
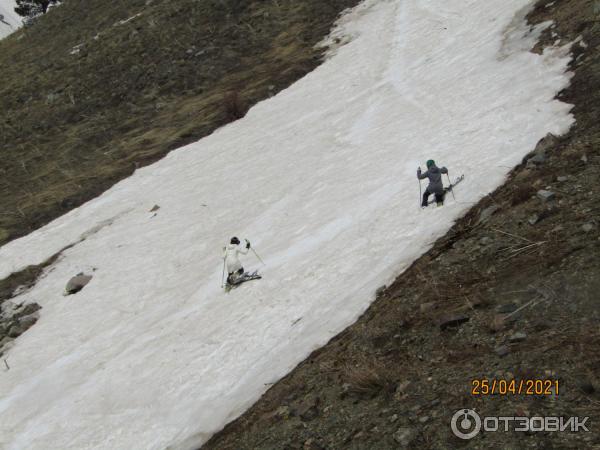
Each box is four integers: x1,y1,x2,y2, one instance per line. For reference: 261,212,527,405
390,414,399,423
490,314,510,332
393,427,416,447
14,303,41,319
537,190,555,202
509,332,527,343
65,274,93,295
18,316,38,331
418,416,430,424
439,253,463,266
7,325,24,338
528,214,539,225
581,154,588,163
533,133,558,155
478,205,500,224
496,303,518,314
557,176,568,182
299,404,319,422
439,314,469,330
523,135,555,166
149,204,160,212
396,381,411,394
298,397,320,422
527,152,547,166
419,302,436,313
495,345,510,357
582,223,594,232
270,405,290,421
340,383,351,398
479,236,492,245
375,285,386,297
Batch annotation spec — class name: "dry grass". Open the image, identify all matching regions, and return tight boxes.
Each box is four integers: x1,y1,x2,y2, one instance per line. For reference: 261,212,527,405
343,358,396,397
510,183,535,206
0,0,362,248
223,90,247,121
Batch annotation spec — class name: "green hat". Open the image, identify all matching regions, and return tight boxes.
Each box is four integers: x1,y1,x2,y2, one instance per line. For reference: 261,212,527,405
426,159,435,168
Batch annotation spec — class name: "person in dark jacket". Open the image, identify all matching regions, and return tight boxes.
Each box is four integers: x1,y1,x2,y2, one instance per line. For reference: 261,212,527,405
417,159,448,207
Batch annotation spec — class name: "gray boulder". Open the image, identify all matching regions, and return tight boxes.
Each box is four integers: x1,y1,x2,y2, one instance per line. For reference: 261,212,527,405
393,427,416,447
14,303,41,319
65,274,93,295
536,190,555,202
477,205,499,224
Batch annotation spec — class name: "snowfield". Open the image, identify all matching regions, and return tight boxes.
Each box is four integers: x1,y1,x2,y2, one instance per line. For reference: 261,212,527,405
0,0,20,40
0,0,573,449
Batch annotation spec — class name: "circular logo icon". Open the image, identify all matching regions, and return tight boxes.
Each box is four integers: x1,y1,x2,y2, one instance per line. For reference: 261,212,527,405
451,409,481,440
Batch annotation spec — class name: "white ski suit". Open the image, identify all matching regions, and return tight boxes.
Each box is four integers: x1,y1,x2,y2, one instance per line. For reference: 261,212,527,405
225,242,249,274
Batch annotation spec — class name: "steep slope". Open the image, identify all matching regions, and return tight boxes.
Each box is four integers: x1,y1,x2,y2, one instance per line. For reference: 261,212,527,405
206,1,600,449
0,0,575,449
0,0,361,246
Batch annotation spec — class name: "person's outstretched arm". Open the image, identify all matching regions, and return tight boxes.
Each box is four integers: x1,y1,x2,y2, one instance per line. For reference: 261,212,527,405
238,240,251,255
417,168,429,180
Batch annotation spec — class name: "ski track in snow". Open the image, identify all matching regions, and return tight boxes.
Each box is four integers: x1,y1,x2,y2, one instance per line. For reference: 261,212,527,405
0,0,573,448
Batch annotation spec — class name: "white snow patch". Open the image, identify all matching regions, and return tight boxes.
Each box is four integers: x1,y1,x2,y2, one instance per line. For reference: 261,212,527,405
0,0,20,40
0,0,574,449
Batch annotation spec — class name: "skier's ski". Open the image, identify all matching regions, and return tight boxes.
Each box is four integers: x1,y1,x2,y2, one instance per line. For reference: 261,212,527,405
224,270,262,292
444,174,464,192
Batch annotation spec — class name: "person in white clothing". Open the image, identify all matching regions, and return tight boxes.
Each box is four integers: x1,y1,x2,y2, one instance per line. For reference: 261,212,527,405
225,236,251,284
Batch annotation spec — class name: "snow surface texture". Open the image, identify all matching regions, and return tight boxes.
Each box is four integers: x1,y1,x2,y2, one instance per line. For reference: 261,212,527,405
0,0,20,40
0,0,573,448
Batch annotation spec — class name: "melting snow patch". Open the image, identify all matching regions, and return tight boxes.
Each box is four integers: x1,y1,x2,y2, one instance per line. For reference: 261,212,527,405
0,0,574,449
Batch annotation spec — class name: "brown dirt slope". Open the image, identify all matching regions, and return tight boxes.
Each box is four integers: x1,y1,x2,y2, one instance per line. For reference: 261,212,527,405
0,0,361,246
204,1,600,449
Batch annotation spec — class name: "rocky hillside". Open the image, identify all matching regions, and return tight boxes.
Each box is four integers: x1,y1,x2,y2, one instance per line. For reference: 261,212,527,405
204,1,600,448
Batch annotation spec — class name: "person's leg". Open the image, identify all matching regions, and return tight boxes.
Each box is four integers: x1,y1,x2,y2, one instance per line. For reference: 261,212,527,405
422,190,431,207
228,268,244,284
435,192,445,205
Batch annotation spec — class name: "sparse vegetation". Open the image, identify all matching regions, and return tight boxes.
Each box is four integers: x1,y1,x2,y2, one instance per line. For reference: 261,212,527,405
0,0,361,247
343,359,396,398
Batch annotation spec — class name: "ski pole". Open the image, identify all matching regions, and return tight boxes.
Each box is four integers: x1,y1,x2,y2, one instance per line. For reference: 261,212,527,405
251,248,266,266
249,246,266,266
221,247,227,288
245,239,266,266
446,173,456,201
418,167,422,208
